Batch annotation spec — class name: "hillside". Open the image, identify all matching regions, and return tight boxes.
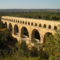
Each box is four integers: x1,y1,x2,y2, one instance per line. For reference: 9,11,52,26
0,9,60,12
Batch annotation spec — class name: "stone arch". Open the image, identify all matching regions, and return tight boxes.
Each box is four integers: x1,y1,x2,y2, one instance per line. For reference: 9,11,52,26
48,25,51,29
54,26,57,30
21,27,29,38
43,24,46,28
35,23,37,26
44,32,53,43
14,24,19,35
31,29,40,43
31,22,33,26
9,23,12,33
39,24,42,27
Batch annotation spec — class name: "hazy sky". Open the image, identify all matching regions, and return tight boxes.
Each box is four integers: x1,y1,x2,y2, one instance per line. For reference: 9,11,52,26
0,0,60,9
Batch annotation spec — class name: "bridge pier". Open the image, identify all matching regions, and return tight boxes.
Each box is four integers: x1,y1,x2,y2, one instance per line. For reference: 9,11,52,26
40,35,44,44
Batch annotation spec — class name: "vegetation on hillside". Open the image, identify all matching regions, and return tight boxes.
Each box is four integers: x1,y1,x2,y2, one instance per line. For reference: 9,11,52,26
0,29,18,57
0,12,60,21
0,29,60,60
43,31,60,60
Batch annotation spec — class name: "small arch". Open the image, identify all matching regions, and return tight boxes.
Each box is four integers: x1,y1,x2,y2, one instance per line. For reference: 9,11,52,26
25,22,27,25
11,19,12,22
31,22,33,26
48,25,51,29
31,29,40,43
43,24,46,28
35,23,37,26
39,24,42,27
18,20,19,23
11,19,13,22
14,25,19,35
14,20,15,22
10,19,11,21
23,21,24,24
16,20,17,23
9,23,12,33
28,22,30,25
54,26,57,30
20,21,22,24
21,27,29,39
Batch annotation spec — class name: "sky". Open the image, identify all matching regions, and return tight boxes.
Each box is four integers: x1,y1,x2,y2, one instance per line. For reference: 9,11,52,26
0,0,60,9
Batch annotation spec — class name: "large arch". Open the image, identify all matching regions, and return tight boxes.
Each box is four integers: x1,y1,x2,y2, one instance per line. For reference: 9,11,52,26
21,27,29,38
31,29,40,43
9,23,12,33
14,25,19,35
44,32,53,43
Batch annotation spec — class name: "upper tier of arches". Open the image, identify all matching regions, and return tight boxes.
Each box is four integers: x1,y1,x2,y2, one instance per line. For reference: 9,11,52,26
2,16,59,31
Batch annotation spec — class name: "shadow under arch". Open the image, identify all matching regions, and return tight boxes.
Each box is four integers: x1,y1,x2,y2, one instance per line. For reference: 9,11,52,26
14,24,19,35
44,32,53,43
21,27,29,38
31,29,40,43
9,23,12,33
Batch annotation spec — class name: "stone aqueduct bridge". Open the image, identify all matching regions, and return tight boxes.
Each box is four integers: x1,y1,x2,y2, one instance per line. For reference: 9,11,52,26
1,16,60,45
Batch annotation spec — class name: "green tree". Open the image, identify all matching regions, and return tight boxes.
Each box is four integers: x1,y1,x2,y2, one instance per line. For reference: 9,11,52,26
0,29,18,57
43,31,60,60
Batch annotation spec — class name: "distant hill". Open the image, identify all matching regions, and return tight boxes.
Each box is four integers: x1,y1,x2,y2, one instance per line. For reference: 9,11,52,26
0,9,60,12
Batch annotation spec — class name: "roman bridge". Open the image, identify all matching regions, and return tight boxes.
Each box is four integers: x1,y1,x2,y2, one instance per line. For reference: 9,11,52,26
1,16,60,46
